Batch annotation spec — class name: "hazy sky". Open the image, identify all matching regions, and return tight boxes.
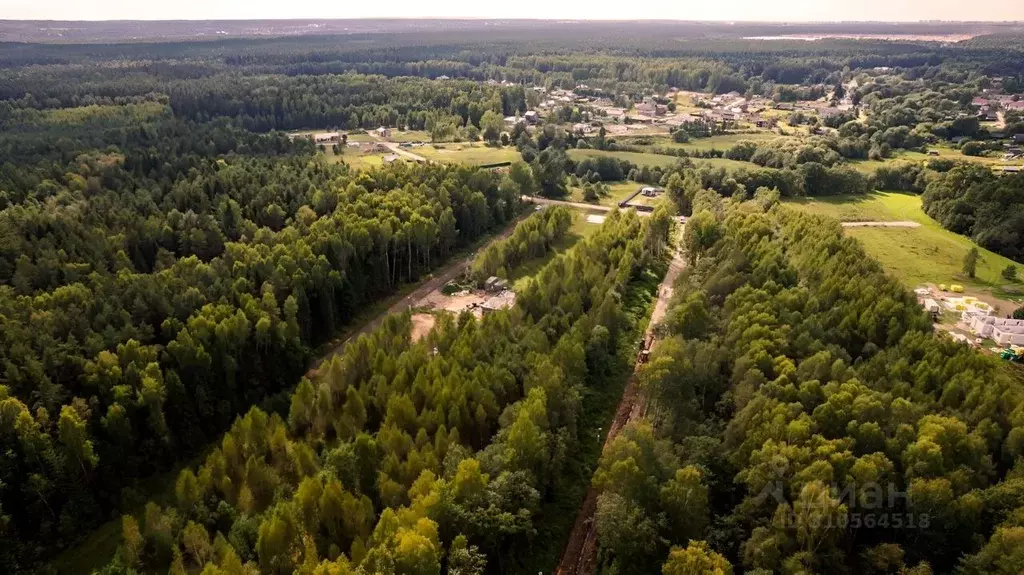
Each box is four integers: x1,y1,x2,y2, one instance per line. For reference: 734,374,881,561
1,0,1022,22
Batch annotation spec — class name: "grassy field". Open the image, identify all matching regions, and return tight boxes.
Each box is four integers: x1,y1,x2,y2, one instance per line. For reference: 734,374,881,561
312,143,405,171
386,130,431,143
509,211,603,291
785,191,930,223
694,157,761,171
568,148,684,168
785,192,1023,307
848,146,1021,174
649,131,792,152
417,143,521,165
569,180,643,206
345,133,376,143
627,194,665,208
568,148,759,173
334,151,390,170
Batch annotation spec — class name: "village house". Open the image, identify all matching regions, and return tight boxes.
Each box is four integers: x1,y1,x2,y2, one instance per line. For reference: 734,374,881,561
663,113,698,128
523,110,539,124
572,122,596,134
635,96,658,116
376,126,391,138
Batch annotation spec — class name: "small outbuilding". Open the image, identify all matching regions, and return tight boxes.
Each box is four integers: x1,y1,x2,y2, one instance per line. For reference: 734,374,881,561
481,290,517,314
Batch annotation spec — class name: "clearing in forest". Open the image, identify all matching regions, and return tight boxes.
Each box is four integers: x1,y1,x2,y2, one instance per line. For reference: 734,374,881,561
416,143,521,165
409,313,436,342
507,210,603,291
785,191,1023,305
568,148,759,172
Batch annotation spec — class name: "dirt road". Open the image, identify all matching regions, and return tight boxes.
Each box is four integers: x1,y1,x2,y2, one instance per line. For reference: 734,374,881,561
841,220,921,228
307,213,523,374
522,195,653,216
554,243,687,575
368,132,428,162
382,142,428,162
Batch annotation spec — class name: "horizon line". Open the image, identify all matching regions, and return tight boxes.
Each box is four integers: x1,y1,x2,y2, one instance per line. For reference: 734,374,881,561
1,17,1022,24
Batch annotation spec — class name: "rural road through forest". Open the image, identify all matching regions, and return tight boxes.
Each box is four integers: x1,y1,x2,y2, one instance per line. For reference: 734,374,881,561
306,211,525,374
555,239,687,575
522,195,654,216
840,220,921,228
311,193,658,374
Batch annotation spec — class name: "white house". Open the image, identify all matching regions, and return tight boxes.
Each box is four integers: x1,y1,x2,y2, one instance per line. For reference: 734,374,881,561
969,316,1024,346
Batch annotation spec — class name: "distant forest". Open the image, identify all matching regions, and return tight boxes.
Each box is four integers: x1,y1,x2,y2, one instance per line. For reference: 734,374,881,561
0,19,1018,44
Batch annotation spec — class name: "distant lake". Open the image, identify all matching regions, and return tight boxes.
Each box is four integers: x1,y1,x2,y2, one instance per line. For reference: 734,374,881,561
744,34,977,42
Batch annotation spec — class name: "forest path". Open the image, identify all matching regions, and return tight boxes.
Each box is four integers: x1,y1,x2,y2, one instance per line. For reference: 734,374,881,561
554,240,687,575
522,195,656,216
306,212,525,375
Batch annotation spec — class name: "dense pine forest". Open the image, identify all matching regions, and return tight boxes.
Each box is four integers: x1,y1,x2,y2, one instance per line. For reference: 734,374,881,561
3,19,1024,574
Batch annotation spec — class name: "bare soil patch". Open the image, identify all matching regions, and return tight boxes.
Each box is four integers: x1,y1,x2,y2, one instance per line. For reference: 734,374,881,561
418,289,487,314
410,313,436,343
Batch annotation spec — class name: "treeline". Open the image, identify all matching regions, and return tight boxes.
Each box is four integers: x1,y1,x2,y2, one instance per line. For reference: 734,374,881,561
96,208,669,574
0,68,530,137
922,165,1024,263
591,199,1024,573
469,205,574,283
0,160,524,571
6,28,1024,96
